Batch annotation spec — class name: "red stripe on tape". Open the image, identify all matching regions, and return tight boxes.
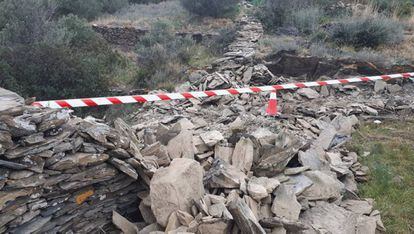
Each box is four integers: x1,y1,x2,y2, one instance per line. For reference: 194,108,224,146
107,97,122,104
204,91,217,97
133,96,147,103
250,87,262,93
181,92,195,99
82,99,98,107
339,79,349,84
273,85,284,90
402,73,411,78
56,100,72,108
295,83,306,88
381,75,391,80
360,77,370,82
227,89,240,95
317,81,328,86
157,94,171,101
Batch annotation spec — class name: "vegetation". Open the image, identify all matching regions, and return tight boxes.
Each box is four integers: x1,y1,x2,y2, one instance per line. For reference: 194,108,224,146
180,0,240,18
348,121,414,233
133,21,230,90
0,0,133,100
328,16,404,48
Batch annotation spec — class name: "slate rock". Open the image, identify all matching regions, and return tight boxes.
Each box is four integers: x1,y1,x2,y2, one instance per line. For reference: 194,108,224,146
150,158,204,227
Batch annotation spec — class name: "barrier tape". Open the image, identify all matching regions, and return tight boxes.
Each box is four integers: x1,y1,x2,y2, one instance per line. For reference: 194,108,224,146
32,73,414,110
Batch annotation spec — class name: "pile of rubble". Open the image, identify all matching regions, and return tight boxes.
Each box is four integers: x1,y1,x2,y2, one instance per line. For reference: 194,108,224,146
0,88,148,233
2,2,414,234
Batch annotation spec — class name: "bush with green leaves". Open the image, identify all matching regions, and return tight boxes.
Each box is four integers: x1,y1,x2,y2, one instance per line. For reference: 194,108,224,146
257,0,335,33
0,0,130,100
134,22,197,89
180,0,240,18
57,0,129,20
328,16,404,48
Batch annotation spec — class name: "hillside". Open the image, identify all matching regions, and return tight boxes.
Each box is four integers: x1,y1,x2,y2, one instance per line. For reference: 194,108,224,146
0,0,414,233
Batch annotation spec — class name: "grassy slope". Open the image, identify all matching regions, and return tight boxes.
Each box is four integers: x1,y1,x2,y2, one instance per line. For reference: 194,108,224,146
348,120,414,234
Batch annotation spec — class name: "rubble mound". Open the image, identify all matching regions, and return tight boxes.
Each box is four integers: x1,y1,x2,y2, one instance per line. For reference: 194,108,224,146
2,3,414,233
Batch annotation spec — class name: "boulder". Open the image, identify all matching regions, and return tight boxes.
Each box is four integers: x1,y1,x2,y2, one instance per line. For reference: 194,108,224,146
150,158,204,227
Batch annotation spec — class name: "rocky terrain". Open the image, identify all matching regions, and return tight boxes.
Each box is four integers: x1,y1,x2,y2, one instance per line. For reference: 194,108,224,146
1,2,414,234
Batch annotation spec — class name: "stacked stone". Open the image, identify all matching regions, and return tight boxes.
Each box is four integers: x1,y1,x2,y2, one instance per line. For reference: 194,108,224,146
0,89,146,233
92,24,149,47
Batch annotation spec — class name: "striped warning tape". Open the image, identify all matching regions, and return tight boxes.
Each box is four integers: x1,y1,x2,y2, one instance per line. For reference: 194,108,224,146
32,73,414,109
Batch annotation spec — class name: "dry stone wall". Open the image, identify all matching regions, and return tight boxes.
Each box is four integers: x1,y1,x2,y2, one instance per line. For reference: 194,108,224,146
92,24,219,46
0,89,148,233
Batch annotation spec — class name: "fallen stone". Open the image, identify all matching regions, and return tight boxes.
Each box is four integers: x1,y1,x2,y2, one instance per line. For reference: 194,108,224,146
197,220,230,234
0,88,24,112
247,181,267,201
374,80,387,93
301,171,344,200
150,158,204,227
297,88,320,99
232,137,254,173
167,130,195,159
271,185,301,221
112,210,139,234
340,199,373,215
109,158,139,180
214,144,234,164
284,166,310,175
200,131,224,147
300,202,360,234
204,159,247,189
227,197,266,234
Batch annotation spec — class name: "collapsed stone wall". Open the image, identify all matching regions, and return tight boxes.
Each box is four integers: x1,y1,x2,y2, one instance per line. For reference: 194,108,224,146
0,89,148,233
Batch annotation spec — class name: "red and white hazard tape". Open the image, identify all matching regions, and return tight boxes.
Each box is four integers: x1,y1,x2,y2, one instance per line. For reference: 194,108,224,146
32,73,414,111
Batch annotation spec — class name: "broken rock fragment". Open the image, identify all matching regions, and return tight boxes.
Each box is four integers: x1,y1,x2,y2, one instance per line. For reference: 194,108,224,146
227,197,266,234
150,158,204,227
271,185,301,221
232,137,254,173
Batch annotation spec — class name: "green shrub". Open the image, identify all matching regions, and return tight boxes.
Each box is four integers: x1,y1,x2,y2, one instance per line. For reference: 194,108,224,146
0,0,132,100
0,0,57,46
180,0,240,18
134,21,218,90
292,7,322,35
0,44,118,99
258,0,335,33
328,16,404,48
57,0,129,20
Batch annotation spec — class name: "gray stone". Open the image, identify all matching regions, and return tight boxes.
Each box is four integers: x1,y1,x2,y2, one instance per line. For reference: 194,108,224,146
232,137,254,173
297,88,320,99
200,131,224,147
204,159,247,189
112,210,139,234
49,153,109,170
109,158,139,180
0,88,24,112
150,158,204,227
167,130,195,159
227,197,266,234
271,185,301,221
301,171,344,200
